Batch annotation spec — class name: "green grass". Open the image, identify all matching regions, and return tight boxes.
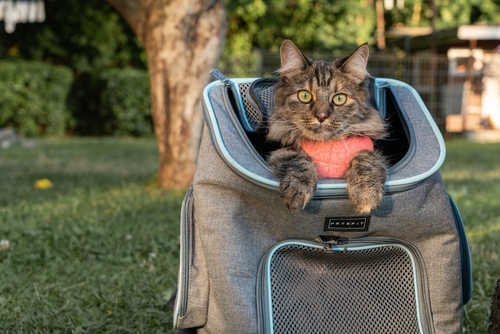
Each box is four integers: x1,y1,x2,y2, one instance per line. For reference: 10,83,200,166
0,138,182,333
441,140,500,333
0,138,498,333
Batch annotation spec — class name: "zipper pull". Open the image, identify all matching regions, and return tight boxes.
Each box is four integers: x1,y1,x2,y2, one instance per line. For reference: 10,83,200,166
210,69,232,87
316,235,348,250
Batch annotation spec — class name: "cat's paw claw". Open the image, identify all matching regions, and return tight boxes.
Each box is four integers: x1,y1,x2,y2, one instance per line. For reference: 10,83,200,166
285,192,312,211
355,202,375,214
348,186,384,214
280,179,316,211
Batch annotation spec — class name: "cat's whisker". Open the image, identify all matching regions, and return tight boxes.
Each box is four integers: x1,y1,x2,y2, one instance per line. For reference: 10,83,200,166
262,123,296,130
261,121,297,128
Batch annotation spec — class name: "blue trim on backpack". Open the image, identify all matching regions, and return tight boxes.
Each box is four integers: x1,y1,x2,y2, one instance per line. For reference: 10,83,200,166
448,195,473,305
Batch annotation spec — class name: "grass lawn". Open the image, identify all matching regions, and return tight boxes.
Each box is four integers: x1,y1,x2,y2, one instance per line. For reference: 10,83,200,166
441,140,500,333
0,137,498,333
0,138,183,333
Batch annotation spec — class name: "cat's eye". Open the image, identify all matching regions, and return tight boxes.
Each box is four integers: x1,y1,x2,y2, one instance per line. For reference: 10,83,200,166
297,90,312,103
333,93,347,106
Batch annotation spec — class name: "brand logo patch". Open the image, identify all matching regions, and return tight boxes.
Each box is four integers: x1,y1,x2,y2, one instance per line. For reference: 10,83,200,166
324,216,370,232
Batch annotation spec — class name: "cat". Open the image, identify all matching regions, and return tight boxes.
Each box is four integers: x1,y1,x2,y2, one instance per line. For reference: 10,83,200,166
266,39,387,213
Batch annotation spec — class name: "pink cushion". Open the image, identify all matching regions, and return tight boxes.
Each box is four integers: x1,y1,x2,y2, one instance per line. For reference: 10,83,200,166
300,136,374,178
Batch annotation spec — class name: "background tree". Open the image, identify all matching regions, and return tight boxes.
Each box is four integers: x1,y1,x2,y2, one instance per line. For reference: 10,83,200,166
106,0,227,189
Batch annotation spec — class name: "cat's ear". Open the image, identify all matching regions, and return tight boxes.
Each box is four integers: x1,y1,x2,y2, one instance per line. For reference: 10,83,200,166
277,39,309,75
339,44,371,83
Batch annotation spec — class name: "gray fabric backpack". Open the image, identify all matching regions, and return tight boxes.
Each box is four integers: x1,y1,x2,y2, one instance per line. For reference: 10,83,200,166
171,71,472,334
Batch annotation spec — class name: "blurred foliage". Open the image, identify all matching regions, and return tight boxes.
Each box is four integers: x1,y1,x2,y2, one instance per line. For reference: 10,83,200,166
0,60,72,136
0,0,146,74
69,68,152,137
98,68,152,137
226,0,376,52
1,0,499,77
0,0,150,137
386,0,500,30
221,0,500,76
221,0,376,76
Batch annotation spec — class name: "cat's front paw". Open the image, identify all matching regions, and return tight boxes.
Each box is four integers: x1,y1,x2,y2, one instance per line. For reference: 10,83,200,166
347,185,384,214
346,150,387,214
268,147,318,211
279,176,317,210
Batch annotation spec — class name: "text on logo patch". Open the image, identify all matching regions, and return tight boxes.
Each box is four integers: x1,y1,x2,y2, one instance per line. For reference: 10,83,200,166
324,216,370,232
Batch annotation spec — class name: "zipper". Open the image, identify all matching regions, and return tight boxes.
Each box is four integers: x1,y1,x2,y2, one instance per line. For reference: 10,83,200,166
210,69,232,87
316,235,349,246
173,187,194,325
208,71,276,177
257,256,270,333
448,195,473,305
210,69,256,133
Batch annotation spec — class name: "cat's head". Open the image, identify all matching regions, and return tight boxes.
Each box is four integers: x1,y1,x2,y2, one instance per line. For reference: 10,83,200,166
268,39,386,145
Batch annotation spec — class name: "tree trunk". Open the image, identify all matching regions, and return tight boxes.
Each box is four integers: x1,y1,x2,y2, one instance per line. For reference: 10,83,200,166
107,0,227,188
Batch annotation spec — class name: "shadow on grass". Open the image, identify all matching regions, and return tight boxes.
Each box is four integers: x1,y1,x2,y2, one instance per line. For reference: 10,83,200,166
0,137,162,207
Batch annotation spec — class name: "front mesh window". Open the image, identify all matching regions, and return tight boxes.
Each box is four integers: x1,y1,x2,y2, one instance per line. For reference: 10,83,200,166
268,244,421,334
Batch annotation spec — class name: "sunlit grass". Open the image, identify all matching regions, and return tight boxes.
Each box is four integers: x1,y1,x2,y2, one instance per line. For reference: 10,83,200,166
442,140,500,333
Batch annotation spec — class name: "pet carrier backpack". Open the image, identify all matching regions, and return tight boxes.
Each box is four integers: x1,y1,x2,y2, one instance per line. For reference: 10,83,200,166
170,71,472,334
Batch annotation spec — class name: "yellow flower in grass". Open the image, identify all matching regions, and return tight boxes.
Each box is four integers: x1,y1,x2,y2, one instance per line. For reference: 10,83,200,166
34,178,53,189
0,239,9,251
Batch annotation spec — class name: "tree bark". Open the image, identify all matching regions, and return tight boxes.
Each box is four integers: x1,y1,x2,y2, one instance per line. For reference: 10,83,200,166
107,0,227,188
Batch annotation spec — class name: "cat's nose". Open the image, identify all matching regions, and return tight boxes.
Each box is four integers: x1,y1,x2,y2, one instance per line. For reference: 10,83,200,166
316,113,327,123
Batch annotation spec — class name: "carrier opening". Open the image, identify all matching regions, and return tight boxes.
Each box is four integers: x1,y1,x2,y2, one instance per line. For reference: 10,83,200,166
225,79,412,171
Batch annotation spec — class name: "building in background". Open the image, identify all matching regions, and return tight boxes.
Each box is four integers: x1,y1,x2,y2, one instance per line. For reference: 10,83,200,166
388,25,500,141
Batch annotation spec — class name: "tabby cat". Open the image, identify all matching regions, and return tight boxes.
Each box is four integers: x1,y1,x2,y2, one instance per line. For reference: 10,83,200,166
267,39,387,213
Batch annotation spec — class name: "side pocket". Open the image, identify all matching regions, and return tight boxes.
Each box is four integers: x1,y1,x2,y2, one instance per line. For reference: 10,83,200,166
173,187,209,329
448,195,473,305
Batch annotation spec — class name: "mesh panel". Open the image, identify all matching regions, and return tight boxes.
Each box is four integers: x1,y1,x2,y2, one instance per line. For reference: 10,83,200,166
269,244,420,334
238,82,276,131
249,81,276,116
238,83,262,131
